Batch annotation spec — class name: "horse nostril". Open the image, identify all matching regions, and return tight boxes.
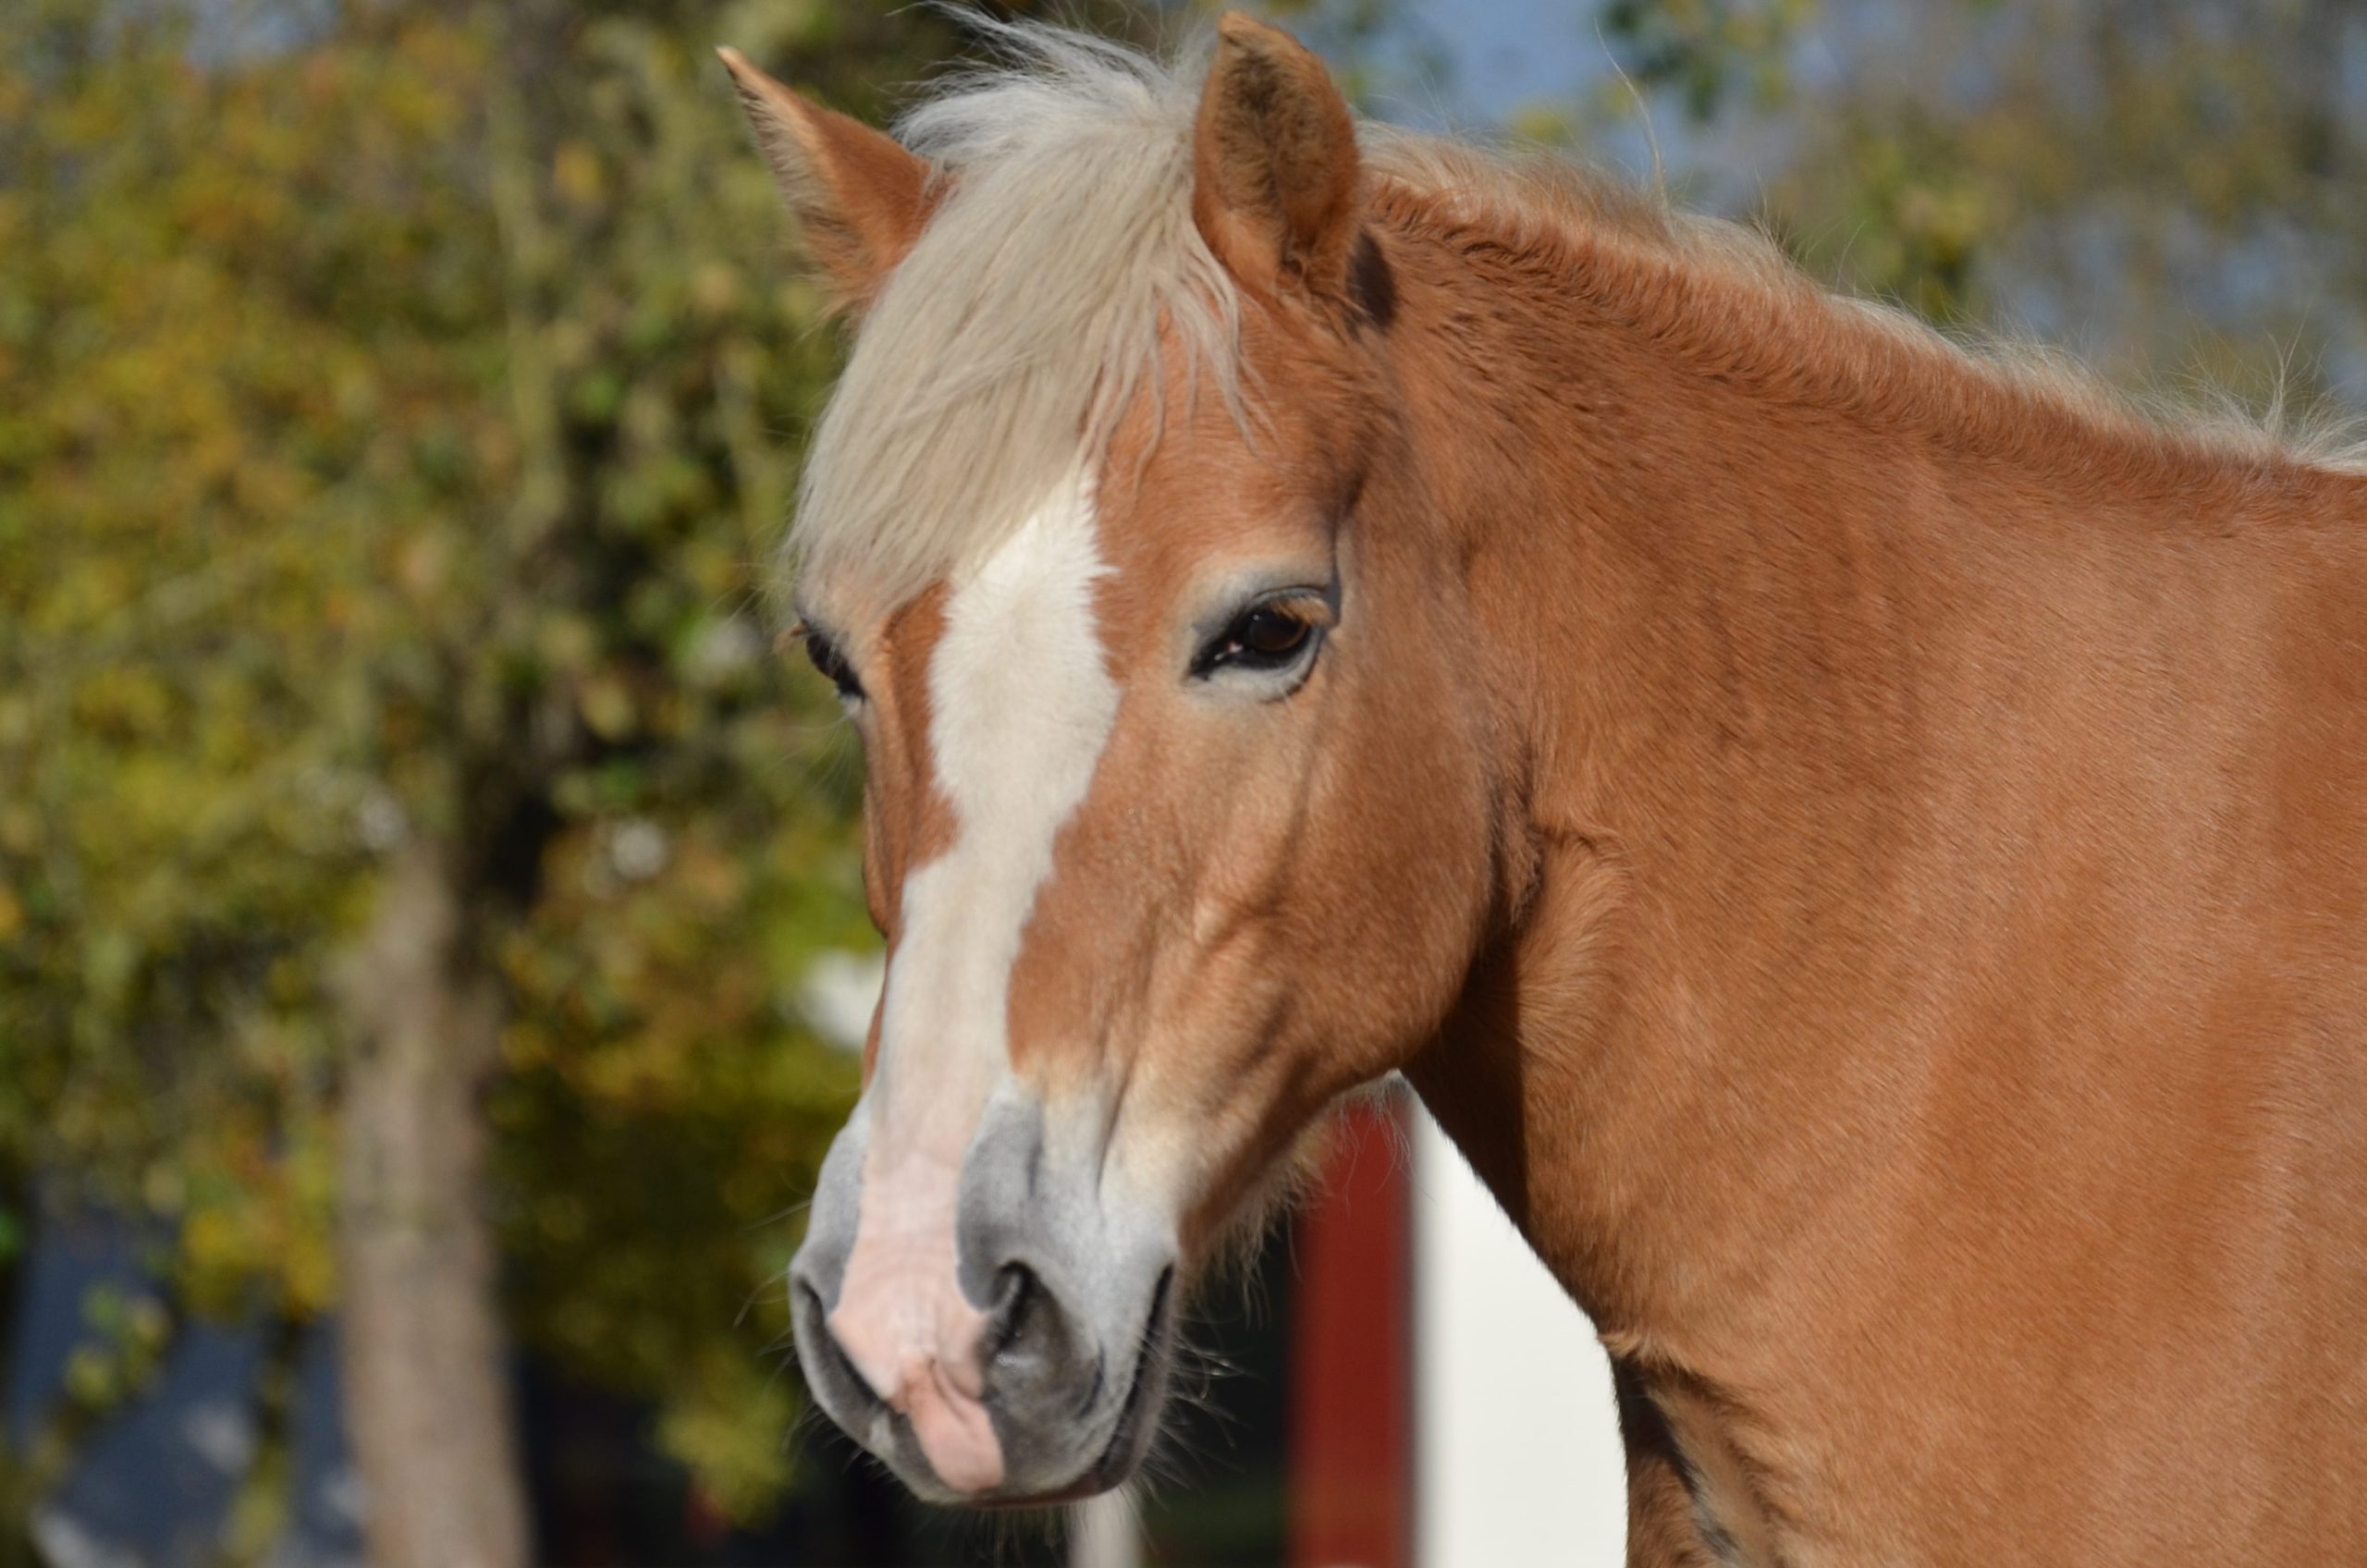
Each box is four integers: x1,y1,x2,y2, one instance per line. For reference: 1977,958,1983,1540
987,1261,1042,1360
982,1258,1086,1402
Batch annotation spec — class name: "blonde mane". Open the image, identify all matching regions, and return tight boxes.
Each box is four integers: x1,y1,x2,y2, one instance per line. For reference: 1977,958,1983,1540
787,21,2364,604
788,20,1239,606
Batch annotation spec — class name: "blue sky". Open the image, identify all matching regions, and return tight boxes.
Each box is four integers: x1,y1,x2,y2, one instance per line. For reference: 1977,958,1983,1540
1396,0,1610,123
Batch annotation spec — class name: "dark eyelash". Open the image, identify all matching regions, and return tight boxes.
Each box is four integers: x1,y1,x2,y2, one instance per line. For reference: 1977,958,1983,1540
800,627,865,701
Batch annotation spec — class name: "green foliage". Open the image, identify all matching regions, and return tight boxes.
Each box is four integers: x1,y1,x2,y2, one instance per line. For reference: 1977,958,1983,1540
1600,0,1814,119
1600,0,2367,404
0,0,955,1525
1764,110,1996,326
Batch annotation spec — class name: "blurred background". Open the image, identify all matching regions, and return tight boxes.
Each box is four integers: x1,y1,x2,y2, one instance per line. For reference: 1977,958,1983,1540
2,1,2361,1564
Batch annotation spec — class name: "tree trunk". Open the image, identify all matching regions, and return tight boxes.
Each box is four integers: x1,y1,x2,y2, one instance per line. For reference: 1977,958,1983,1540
336,839,530,1568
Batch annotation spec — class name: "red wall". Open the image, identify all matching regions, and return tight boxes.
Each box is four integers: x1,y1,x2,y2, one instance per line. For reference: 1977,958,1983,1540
1287,1098,1412,1568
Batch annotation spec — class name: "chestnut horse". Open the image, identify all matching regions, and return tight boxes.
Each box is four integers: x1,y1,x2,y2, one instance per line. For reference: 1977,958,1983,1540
722,16,2367,1564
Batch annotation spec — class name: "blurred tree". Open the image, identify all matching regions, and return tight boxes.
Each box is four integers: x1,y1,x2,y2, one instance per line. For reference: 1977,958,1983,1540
1599,0,2367,402
0,0,1000,1558
1601,0,1814,121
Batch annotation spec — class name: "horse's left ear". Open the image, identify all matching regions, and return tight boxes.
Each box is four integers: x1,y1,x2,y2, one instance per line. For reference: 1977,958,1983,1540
1192,14,1362,306
718,47,935,313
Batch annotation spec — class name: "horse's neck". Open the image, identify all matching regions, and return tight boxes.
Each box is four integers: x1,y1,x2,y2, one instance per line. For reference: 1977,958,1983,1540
1391,213,2347,1349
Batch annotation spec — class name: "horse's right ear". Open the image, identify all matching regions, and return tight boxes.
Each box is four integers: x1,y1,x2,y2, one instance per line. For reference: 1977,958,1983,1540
718,48,935,313
1191,14,1362,308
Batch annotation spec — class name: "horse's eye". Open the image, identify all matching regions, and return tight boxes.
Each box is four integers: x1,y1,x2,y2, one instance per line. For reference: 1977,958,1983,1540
1195,603,1319,678
1236,606,1311,660
1240,606,1316,658
802,629,864,703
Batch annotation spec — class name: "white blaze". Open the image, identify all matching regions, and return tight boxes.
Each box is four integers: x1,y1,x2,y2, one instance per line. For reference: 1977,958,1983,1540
828,467,1121,1491
882,464,1118,1140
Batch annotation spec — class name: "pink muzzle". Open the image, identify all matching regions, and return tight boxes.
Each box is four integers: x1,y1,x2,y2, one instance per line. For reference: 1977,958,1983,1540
827,1157,1004,1492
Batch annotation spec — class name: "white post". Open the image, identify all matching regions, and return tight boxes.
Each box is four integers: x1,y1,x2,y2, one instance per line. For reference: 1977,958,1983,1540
1069,1487,1143,1568
1412,1107,1627,1567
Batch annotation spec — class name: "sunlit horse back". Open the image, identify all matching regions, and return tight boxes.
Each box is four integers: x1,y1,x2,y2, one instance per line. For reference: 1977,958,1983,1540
722,15,2367,1562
